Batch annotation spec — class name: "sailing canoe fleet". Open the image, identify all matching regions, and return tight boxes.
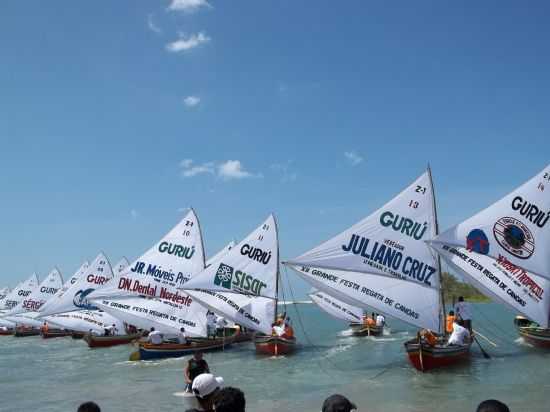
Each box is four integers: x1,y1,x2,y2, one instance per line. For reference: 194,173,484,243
1,164,549,372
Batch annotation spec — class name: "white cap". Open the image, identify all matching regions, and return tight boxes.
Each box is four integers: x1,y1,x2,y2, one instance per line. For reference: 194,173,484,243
192,373,224,398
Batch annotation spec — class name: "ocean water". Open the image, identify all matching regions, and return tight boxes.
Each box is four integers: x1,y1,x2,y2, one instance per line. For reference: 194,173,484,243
1,303,550,412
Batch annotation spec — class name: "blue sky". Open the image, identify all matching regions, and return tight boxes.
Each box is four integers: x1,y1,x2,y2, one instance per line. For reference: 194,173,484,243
1,1,549,296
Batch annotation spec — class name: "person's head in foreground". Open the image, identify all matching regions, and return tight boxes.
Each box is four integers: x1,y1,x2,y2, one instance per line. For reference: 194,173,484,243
192,373,224,410
193,350,204,360
77,401,100,412
322,394,357,412
213,387,245,412
476,399,510,412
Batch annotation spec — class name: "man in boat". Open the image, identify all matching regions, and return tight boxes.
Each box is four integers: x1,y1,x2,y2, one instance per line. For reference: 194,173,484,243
185,351,210,392
375,313,385,327
177,327,190,345
186,373,224,412
447,318,470,346
110,324,119,335
41,321,49,334
454,296,472,332
213,387,245,412
216,316,228,336
147,327,163,345
282,317,294,339
446,310,456,335
206,311,217,339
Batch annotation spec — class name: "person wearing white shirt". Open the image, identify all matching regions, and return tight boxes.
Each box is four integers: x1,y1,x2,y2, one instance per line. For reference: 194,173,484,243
454,296,473,332
148,327,163,345
375,314,385,327
177,327,189,345
216,316,227,334
447,320,470,346
109,324,118,336
206,312,217,338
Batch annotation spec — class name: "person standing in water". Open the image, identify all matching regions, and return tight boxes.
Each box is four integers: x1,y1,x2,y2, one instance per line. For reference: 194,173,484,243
185,351,210,392
454,296,472,332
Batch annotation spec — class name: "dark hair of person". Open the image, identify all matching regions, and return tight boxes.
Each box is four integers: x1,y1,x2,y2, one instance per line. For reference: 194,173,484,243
77,401,101,412
457,318,465,327
214,387,246,412
476,399,510,412
458,296,464,302
449,310,455,316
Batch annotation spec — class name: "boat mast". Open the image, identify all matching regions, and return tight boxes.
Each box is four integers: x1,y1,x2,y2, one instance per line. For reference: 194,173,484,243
428,165,446,334
274,214,280,322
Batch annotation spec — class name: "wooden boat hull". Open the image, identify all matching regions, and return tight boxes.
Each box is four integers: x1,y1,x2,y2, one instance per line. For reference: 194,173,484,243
513,316,550,348
14,328,41,337
404,339,470,371
254,335,296,356
71,331,86,339
134,338,232,361
349,322,383,337
84,333,141,348
0,329,14,336
41,329,73,339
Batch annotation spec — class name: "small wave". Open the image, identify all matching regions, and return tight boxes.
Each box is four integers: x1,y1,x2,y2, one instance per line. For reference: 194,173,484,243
337,329,353,337
515,337,533,347
325,344,352,358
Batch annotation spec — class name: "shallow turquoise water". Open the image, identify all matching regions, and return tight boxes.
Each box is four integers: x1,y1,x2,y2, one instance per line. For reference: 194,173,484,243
1,303,549,411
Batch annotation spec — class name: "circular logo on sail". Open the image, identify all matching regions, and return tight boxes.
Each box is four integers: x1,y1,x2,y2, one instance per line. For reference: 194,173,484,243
466,229,489,255
493,217,535,259
73,288,99,310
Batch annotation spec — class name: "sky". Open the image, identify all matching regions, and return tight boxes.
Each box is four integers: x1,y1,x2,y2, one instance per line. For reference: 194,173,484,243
1,1,549,297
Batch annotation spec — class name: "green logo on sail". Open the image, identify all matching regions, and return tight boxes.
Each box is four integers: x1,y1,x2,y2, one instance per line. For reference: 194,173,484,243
213,263,267,295
214,263,234,289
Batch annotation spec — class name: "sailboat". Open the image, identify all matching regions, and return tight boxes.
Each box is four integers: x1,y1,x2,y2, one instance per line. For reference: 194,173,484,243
284,169,469,370
88,209,239,359
4,269,64,336
0,287,13,334
182,214,293,356
308,290,382,337
428,164,550,348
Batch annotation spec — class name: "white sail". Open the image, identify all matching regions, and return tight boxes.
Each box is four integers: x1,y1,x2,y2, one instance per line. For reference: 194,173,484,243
113,257,130,275
0,287,11,310
88,209,205,301
5,311,45,328
0,318,15,328
433,164,550,280
285,172,442,332
186,289,275,334
309,290,363,323
1,274,39,312
206,241,236,267
94,296,208,336
5,268,63,316
44,310,125,334
184,215,279,299
429,164,550,326
39,253,114,317
38,261,89,316
430,243,550,327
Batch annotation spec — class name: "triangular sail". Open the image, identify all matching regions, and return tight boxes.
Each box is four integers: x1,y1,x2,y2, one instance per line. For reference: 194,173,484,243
5,268,63,316
44,310,125,334
93,296,208,336
113,257,130,276
88,209,205,301
309,290,363,323
429,164,550,327
184,215,279,299
0,274,39,312
39,261,89,316
433,164,550,280
285,172,442,332
38,253,114,317
0,287,11,309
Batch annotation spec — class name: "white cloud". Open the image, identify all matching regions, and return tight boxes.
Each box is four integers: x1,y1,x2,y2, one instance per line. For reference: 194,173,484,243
179,159,261,181
147,14,161,34
218,160,261,180
183,95,201,108
168,0,211,13
179,159,215,177
166,32,210,53
130,209,139,219
344,151,363,166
